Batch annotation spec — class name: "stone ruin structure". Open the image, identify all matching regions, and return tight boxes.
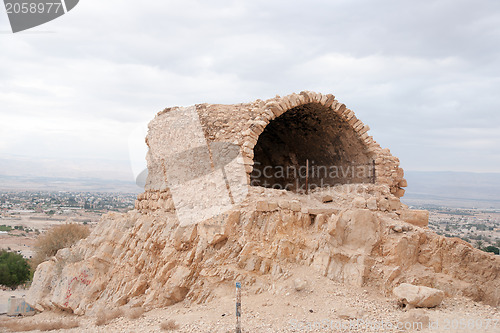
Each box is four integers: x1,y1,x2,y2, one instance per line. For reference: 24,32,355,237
145,91,405,196
27,92,499,314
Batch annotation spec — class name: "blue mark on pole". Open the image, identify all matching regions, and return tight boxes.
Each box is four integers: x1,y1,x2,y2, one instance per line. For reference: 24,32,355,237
236,282,241,288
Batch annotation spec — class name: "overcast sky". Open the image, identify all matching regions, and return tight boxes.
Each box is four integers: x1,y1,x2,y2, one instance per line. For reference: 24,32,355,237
0,0,499,183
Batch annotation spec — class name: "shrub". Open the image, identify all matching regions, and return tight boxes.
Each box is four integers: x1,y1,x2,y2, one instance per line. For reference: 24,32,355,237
95,308,123,326
483,245,499,255
126,307,145,319
94,313,107,327
160,319,179,331
31,223,90,270
0,225,12,232
0,250,30,288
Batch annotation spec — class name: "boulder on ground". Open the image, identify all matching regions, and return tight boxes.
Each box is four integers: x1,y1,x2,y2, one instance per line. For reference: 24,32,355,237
393,283,444,308
293,278,307,291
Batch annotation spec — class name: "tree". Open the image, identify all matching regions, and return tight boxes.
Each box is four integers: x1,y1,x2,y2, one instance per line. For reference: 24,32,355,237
475,240,484,250
483,246,499,255
0,250,30,288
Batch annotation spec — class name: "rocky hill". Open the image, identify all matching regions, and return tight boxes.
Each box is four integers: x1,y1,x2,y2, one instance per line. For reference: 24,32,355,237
25,92,499,321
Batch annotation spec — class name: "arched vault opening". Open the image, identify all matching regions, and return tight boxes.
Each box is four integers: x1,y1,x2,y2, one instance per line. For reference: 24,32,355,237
250,103,375,192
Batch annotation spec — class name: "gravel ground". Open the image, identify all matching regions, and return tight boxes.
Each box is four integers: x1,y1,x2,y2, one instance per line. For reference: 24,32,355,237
1,268,498,333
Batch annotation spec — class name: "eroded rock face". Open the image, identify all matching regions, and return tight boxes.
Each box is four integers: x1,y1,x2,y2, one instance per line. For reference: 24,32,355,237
26,186,500,314
26,92,500,314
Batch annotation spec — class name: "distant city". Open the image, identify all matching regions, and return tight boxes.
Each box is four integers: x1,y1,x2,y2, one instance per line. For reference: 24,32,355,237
0,191,137,259
409,204,500,252
0,191,136,214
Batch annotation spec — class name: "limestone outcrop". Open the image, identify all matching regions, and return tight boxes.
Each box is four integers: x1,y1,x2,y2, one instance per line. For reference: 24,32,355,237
26,92,500,314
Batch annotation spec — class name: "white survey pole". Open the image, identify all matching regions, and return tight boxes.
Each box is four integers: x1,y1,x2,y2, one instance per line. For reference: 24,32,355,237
236,282,241,333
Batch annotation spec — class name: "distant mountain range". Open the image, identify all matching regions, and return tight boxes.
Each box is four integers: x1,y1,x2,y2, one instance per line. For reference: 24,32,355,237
0,169,499,208
0,155,135,182
0,155,141,193
0,175,141,193
403,171,500,209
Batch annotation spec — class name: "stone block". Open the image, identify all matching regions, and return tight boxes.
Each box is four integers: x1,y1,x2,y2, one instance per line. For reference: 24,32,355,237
335,103,347,114
256,200,269,211
324,94,336,108
352,197,366,209
290,201,301,212
394,188,405,198
314,214,328,229
366,198,378,210
389,198,401,211
268,201,278,211
399,209,429,227
256,200,278,212
321,194,333,203
308,208,340,215
266,102,284,117
278,200,291,210
393,283,444,308
343,109,355,121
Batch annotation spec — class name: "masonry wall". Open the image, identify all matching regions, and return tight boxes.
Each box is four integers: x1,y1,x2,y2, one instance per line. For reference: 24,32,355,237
142,91,407,207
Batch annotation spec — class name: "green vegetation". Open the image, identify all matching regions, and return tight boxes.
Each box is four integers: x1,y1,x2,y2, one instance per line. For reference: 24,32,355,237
0,250,31,288
0,225,12,232
436,210,473,216
483,246,499,255
474,224,487,231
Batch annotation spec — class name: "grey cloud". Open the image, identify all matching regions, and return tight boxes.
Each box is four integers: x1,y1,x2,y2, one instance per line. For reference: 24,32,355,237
0,0,499,179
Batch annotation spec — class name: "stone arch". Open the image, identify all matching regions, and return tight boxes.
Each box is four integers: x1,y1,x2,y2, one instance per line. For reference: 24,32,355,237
239,92,403,194
250,102,375,191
